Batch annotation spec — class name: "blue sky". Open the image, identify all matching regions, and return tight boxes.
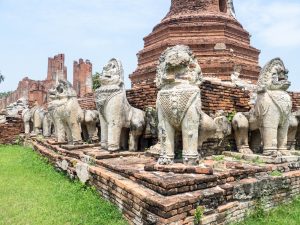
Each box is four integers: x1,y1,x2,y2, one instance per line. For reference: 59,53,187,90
0,0,299,92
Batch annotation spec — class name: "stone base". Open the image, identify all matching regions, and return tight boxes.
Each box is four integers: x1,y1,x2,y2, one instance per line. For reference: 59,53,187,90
144,163,213,175
47,139,68,145
61,143,100,150
223,151,300,164
31,138,300,225
290,150,300,156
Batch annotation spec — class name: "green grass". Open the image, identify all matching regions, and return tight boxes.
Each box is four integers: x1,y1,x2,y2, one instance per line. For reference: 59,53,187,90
0,145,128,225
234,197,300,225
212,155,225,161
270,170,283,177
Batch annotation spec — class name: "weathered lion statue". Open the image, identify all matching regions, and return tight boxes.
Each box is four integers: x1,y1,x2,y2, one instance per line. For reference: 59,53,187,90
255,58,292,156
22,101,45,135
48,79,84,145
95,58,145,151
155,45,203,165
81,109,100,142
233,108,300,154
42,111,54,137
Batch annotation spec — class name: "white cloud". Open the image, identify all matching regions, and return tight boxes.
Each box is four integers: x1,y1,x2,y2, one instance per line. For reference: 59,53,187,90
236,0,300,48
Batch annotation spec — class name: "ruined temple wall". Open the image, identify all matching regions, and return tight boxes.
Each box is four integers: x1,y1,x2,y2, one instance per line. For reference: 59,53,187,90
0,99,5,110
0,54,67,111
0,78,56,111
73,59,93,97
0,77,31,110
47,54,67,81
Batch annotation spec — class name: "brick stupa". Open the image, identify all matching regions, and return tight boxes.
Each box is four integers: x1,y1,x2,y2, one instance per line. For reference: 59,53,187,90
130,0,260,88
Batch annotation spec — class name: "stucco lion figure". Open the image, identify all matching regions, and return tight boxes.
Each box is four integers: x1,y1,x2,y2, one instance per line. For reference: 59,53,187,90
95,58,145,151
155,45,203,165
81,109,100,142
22,102,45,135
48,79,84,145
233,108,300,154
255,58,292,156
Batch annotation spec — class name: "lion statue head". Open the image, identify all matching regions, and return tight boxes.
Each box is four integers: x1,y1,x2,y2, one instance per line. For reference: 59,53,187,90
155,45,203,89
99,58,124,88
48,79,77,101
257,58,290,92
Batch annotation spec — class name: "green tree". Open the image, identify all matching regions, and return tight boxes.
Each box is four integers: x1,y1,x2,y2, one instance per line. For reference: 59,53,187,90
92,72,101,90
0,71,4,84
0,91,12,98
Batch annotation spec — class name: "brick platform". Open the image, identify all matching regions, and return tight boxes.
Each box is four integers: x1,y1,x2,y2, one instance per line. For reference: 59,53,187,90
31,138,300,225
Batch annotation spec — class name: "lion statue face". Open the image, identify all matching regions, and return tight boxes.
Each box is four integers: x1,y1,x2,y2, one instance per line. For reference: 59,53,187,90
48,79,77,101
156,45,203,89
257,58,290,92
99,58,124,87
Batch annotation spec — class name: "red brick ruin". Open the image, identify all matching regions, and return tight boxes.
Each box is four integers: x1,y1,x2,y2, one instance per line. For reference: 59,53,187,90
0,54,93,109
73,59,93,97
47,54,67,81
126,0,299,111
130,0,260,88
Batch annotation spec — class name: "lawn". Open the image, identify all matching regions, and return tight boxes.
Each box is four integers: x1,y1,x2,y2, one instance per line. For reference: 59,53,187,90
0,145,128,225
234,197,300,225
2,145,300,225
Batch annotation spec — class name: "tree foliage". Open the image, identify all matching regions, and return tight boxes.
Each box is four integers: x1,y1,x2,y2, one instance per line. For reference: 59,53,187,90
92,72,101,90
0,71,4,84
0,91,12,99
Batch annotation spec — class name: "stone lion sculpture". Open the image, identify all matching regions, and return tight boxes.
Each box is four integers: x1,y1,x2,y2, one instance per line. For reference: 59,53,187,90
42,111,54,137
22,108,32,135
233,107,300,154
81,110,100,142
48,79,84,145
48,98,65,142
288,111,300,150
255,58,292,156
155,45,203,165
232,112,250,153
198,111,232,151
95,58,145,151
22,102,45,135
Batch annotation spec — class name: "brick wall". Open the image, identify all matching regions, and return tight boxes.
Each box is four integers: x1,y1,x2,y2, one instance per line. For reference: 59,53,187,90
0,117,24,144
79,81,300,115
290,92,300,111
73,59,93,97
126,80,251,113
78,93,97,110
47,54,67,81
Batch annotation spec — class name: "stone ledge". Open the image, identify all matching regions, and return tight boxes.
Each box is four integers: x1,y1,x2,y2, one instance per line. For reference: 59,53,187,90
144,163,213,175
61,143,100,150
223,151,300,164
